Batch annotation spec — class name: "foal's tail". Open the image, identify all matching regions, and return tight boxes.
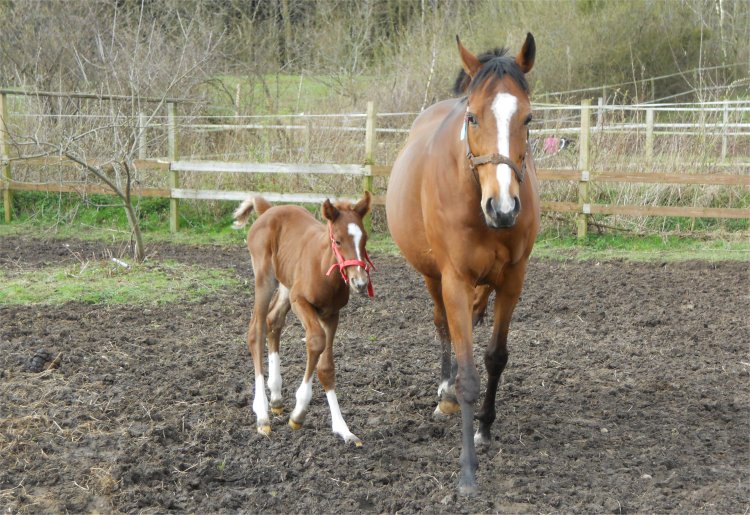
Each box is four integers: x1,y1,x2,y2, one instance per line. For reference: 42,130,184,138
232,196,273,229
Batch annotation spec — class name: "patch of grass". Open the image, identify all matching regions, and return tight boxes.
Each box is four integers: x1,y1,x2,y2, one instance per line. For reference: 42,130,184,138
533,231,750,262
0,260,240,306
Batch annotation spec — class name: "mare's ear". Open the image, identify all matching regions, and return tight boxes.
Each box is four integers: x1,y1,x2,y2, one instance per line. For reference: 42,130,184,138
456,35,481,79
322,199,340,222
353,191,371,219
515,32,535,74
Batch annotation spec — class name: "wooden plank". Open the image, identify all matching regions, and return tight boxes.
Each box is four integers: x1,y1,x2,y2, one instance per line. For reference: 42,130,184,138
370,165,392,177
9,156,170,170
171,188,357,204
591,171,750,186
6,181,169,197
536,169,581,181
589,204,750,219
170,160,369,176
541,201,579,213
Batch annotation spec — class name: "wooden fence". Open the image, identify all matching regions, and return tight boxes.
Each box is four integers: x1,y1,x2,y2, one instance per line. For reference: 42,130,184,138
1,93,749,238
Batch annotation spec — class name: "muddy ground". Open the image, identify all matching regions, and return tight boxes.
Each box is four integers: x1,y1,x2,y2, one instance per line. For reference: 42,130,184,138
1,235,748,513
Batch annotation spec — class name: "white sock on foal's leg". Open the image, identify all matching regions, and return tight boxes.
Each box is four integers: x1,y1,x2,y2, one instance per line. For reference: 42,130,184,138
289,377,312,429
326,390,361,446
268,352,282,412
252,375,271,434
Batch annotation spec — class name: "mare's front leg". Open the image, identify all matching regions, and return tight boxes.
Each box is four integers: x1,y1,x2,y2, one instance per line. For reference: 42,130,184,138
475,263,526,448
424,276,460,417
319,313,361,446
288,297,326,431
266,285,291,415
442,272,481,495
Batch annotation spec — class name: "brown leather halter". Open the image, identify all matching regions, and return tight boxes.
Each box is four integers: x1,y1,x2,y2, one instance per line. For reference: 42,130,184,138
462,109,527,183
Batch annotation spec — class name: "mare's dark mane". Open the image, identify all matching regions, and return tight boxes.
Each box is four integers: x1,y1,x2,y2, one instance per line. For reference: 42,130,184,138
452,47,529,96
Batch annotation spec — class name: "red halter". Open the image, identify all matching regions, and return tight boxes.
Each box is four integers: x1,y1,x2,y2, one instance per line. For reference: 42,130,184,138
325,221,375,297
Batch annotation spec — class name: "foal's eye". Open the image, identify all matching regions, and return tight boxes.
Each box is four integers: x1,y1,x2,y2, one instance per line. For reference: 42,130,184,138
335,240,341,246
523,114,533,126
467,112,478,126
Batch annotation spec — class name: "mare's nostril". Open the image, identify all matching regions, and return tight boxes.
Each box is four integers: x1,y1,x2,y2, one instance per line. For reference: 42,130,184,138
513,196,521,215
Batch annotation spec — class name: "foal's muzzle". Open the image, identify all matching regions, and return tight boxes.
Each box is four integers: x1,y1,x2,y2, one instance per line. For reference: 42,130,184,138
484,196,521,229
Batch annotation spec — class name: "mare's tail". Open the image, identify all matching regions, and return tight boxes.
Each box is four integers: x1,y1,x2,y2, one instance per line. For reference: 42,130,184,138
232,196,272,229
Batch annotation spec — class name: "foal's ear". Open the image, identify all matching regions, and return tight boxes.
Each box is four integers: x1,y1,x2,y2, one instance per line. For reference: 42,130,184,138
515,32,535,74
456,35,481,79
322,199,340,222
354,191,371,220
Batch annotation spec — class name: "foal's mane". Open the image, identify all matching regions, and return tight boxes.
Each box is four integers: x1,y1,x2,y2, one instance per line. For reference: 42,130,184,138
451,47,529,96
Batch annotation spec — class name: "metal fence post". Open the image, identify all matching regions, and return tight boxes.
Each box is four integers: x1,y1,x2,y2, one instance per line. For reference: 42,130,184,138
1,93,11,223
363,101,376,233
167,102,180,232
577,99,592,240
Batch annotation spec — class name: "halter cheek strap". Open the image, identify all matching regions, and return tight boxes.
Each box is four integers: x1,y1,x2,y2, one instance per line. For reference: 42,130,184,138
325,221,376,297
462,109,527,183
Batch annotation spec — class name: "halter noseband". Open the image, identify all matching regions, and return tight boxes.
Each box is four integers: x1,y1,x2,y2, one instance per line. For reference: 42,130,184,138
325,221,375,297
462,109,527,183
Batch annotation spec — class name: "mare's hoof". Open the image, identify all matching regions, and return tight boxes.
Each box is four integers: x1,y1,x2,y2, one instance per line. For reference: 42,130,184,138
433,399,461,419
288,419,303,431
474,429,491,449
257,424,272,436
271,406,284,415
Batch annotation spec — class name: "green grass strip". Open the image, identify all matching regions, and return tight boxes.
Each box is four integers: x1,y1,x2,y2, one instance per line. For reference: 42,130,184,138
0,260,240,306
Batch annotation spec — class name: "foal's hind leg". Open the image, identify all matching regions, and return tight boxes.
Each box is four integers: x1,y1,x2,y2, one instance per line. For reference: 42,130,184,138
266,285,291,415
475,266,526,448
424,276,460,418
248,259,278,435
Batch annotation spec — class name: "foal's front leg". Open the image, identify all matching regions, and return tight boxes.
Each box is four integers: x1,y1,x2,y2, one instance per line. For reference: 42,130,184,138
319,313,361,446
288,297,326,430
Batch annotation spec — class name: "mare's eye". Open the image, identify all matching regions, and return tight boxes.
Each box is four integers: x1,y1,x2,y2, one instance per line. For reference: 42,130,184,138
523,114,533,126
467,112,478,126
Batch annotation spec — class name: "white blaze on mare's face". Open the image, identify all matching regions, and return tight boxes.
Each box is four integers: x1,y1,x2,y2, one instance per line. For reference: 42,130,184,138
491,93,518,214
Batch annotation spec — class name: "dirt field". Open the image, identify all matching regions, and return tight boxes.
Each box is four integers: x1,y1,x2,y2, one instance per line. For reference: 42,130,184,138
1,235,748,513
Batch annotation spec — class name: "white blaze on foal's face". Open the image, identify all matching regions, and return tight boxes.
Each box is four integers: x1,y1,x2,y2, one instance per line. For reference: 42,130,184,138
346,222,369,292
490,92,518,214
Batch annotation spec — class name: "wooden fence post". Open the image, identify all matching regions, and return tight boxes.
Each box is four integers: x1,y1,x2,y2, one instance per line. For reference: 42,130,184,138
576,99,591,240
721,101,729,162
645,108,655,160
1,93,11,223
138,111,147,160
167,102,180,232
363,100,376,232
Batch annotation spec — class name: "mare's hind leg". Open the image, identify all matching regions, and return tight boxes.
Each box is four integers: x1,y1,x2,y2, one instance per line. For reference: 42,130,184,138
288,297,326,430
248,258,278,435
472,285,493,326
424,276,460,418
318,313,361,446
474,264,526,448
266,285,291,415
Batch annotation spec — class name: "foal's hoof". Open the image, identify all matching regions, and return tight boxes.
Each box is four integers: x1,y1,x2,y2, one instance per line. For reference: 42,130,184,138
288,419,303,431
342,434,363,447
271,406,284,416
257,424,272,436
458,481,478,496
433,399,461,419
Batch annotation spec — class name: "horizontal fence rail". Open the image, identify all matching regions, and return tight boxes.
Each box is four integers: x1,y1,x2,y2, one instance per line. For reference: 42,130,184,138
1,92,748,237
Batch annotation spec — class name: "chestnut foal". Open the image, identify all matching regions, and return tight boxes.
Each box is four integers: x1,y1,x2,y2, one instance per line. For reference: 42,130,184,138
233,193,374,445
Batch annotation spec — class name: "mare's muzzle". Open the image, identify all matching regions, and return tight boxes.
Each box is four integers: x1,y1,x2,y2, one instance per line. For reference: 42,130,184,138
484,196,521,229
